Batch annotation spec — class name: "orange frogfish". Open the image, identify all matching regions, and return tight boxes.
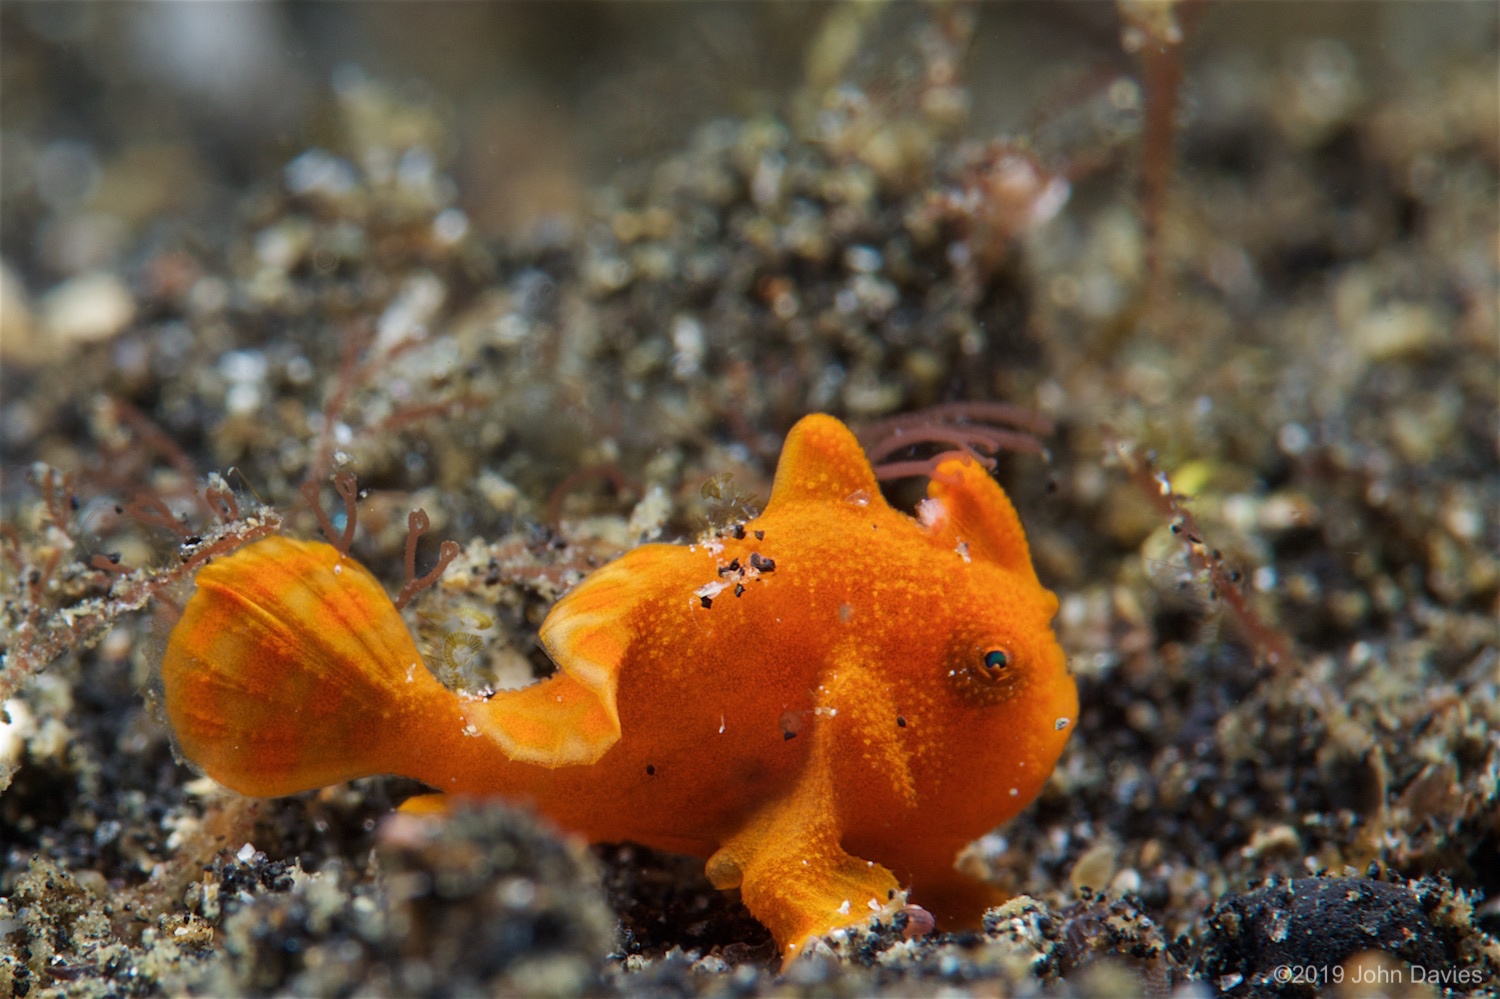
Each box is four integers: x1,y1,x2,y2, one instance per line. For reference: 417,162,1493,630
162,414,1077,963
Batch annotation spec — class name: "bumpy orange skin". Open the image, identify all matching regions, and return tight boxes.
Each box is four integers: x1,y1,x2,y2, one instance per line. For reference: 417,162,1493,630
162,414,1077,964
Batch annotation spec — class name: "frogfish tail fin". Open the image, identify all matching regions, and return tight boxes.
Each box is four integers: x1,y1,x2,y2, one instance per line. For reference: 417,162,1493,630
161,536,457,797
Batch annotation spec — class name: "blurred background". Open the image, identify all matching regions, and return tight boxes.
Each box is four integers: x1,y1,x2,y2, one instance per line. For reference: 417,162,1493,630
6,2,1491,283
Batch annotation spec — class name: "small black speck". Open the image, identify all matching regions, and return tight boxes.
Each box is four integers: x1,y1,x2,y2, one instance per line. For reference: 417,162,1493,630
734,583,745,597
645,764,656,775
732,524,746,539
1187,533,1202,544
1229,570,1243,582
183,535,202,546
1170,524,1181,534
69,496,80,511
754,530,764,540
896,716,906,728
1211,548,1222,559
749,553,775,573
113,505,124,515
699,595,713,609
783,730,796,741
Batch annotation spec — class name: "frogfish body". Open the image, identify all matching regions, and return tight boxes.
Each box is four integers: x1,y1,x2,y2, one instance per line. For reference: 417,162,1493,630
162,414,1077,962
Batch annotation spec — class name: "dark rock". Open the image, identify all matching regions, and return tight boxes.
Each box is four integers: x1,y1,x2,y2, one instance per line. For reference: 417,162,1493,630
1194,877,1449,996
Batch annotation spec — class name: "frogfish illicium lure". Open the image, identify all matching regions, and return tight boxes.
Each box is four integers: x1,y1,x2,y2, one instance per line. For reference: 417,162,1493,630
162,414,1077,964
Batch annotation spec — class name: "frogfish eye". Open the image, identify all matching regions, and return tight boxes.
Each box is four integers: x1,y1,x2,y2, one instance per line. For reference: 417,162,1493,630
948,644,1019,706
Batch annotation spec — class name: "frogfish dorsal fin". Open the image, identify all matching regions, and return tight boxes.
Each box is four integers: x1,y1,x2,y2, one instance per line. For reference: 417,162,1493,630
923,454,1040,581
766,414,885,512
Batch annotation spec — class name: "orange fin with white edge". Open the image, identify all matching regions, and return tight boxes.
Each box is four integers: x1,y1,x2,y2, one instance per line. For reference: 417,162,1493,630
161,535,455,797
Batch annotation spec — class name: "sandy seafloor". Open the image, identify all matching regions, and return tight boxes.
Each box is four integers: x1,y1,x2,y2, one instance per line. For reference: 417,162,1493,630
1,3,1497,996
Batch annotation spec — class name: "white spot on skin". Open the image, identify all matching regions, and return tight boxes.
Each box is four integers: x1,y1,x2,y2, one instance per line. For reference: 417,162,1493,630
955,540,971,563
462,723,479,737
719,715,725,734
838,899,851,915
916,497,946,528
1009,787,1019,797
1056,717,1071,731
332,564,343,575
236,843,256,862
845,490,870,507
867,898,881,911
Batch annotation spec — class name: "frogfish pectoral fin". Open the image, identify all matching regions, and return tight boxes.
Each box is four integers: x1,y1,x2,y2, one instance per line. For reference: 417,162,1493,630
704,757,901,969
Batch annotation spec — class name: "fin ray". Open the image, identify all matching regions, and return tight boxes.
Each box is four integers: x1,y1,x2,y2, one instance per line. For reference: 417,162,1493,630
162,536,449,796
